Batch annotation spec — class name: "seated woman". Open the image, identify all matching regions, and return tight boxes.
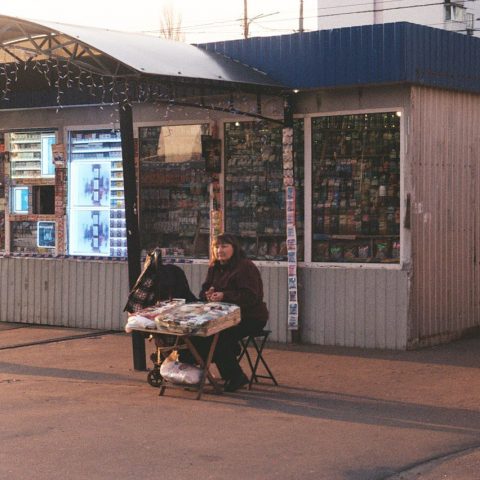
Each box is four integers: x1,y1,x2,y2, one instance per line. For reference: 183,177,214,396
198,233,269,392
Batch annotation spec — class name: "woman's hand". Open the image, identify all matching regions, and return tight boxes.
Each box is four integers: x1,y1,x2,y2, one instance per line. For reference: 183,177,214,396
205,287,214,301
210,291,224,302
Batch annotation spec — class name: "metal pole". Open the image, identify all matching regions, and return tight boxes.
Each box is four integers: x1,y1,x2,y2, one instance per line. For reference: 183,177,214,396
299,0,304,33
119,101,145,371
244,0,249,39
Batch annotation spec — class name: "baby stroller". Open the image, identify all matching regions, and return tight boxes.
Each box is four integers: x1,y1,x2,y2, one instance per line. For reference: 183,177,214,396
124,247,197,387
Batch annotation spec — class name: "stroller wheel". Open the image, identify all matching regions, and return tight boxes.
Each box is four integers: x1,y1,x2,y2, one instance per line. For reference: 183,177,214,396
147,369,162,387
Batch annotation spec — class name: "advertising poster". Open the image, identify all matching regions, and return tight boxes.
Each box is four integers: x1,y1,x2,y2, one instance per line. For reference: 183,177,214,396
69,210,110,255
37,221,55,248
70,162,111,207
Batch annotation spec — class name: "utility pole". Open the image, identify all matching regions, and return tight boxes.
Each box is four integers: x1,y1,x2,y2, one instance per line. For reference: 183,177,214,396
243,0,249,39
299,0,304,33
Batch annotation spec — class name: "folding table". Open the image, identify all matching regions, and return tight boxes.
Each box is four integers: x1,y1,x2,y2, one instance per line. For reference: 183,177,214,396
129,308,240,400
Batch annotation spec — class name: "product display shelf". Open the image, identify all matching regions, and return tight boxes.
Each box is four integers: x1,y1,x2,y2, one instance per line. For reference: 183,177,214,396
139,154,211,258
311,113,401,263
10,133,42,179
224,121,287,260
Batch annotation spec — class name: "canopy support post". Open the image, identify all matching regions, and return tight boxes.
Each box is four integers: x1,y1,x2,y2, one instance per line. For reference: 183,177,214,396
119,101,145,371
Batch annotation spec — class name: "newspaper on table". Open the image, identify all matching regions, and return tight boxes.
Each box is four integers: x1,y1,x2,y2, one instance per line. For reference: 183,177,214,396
125,300,241,336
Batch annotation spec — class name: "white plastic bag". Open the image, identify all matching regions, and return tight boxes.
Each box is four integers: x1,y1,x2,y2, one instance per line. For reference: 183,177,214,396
125,315,157,333
159,351,203,385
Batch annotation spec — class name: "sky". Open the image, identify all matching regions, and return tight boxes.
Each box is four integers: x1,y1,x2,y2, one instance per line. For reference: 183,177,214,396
0,0,318,43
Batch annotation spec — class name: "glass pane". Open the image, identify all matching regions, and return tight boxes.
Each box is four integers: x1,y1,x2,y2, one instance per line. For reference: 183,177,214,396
9,131,54,180
12,187,29,213
139,124,210,259
312,112,400,263
41,134,56,176
68,129,126,257
224,121,285,260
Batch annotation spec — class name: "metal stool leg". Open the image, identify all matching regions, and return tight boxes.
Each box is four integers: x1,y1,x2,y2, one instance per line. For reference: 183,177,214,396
252,334,278,386
239,330,277,389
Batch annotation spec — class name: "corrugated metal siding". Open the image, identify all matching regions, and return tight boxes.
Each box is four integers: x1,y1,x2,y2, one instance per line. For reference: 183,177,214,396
200,22,480,94
0,257,410,348
257,265,289,343
0,259,289,343
299,267,408,349
0,258,130,331
409,86,480,345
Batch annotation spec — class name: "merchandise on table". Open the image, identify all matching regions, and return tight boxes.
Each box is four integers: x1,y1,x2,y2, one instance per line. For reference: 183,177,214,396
124,299,186,332
154,302,241,336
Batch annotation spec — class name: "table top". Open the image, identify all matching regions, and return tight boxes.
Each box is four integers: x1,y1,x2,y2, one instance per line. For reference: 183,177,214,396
129,314,240,337
127,301,241,337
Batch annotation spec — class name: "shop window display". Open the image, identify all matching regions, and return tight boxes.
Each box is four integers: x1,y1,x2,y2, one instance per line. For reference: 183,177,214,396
139,124,210,258
68,129,126,257
224,120,304,261
312,112,400,263
9,131,55,179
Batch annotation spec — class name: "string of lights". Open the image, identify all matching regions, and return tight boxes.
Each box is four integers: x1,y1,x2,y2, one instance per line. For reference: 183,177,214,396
0,46,283,126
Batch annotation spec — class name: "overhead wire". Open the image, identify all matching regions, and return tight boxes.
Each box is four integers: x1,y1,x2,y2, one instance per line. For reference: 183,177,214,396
140,0,476,39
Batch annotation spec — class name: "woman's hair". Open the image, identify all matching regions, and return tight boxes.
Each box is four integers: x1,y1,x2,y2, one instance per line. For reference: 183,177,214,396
210,233,246,265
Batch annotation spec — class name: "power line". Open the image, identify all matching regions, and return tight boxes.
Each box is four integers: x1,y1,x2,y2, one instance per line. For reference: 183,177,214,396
141,1,413,33
139,0,476,38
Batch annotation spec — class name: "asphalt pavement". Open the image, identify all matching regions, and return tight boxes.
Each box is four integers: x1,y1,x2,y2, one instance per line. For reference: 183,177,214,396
0,323,479,480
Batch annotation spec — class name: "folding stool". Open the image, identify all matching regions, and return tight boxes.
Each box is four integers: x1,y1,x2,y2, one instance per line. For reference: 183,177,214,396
238,329,278,389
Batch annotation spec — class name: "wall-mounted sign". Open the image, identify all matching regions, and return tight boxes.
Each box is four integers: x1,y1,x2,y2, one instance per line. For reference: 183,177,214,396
37,221,56,248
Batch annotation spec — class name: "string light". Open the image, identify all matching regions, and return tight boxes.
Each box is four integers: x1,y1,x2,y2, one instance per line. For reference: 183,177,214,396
0,51,283,127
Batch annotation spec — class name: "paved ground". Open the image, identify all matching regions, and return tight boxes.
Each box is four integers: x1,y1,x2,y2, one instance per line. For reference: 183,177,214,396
0,323,479,480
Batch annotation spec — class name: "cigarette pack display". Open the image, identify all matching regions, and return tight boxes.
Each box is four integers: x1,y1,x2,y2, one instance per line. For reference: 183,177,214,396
311,112,400,263
224,120,304,260
139,125,210,259
9,131,56,179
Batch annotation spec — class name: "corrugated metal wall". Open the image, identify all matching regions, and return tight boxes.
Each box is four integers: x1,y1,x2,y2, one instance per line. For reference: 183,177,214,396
0,259,290,343
201,22,480,94
0,257,411,348
409,86,480,346
299,267,408,349
0,257,130,330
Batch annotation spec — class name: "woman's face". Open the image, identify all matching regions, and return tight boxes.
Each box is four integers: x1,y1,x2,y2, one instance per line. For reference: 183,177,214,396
215,242,234,263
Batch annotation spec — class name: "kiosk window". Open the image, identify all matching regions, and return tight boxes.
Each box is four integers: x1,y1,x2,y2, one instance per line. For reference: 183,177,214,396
311,112,401,263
